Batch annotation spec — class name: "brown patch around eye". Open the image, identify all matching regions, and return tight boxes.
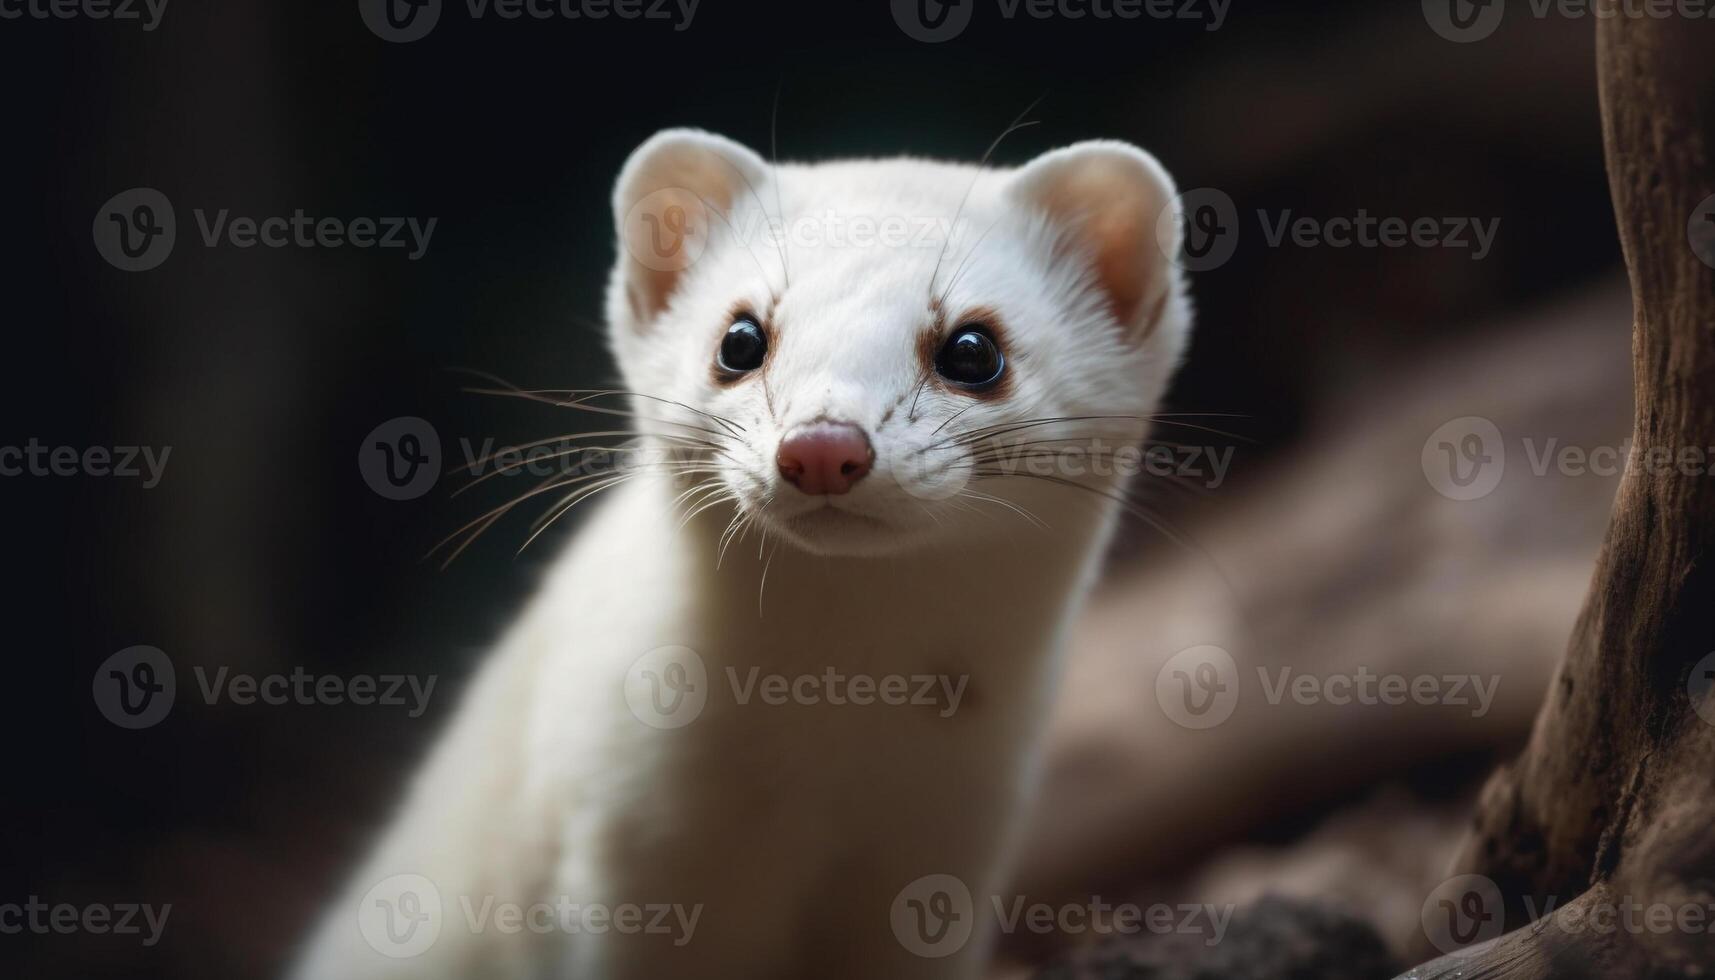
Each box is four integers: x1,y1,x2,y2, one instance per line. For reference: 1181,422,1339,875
914,325,943,386
920,304,1015,402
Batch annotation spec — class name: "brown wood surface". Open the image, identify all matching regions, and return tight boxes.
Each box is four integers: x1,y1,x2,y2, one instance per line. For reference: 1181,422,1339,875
1403,11,1715,978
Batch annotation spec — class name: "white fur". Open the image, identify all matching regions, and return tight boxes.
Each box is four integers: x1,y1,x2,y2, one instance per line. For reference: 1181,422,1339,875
293,130,1192,979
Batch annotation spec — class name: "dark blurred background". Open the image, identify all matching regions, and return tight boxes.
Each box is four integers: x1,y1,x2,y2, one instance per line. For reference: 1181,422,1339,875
1,1,1624,976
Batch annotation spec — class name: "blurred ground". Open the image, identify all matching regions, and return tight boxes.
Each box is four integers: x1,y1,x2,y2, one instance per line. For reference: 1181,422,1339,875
998,285,1631,972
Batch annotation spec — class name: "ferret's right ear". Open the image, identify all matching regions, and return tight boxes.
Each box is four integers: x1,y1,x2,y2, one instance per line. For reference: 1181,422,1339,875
611,129,769,326
1007,141,1182,346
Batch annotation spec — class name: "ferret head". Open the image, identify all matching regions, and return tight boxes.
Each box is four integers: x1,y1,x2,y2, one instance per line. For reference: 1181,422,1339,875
606,129,1193,557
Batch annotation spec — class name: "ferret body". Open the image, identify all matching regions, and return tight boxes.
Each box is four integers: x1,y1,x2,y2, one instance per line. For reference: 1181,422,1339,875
295,129,1193,979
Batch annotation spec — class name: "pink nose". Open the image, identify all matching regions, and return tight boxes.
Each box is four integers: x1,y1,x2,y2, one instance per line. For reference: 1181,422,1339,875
776,421,873,495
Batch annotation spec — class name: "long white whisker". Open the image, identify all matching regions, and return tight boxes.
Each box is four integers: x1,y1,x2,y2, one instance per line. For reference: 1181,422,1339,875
959,488,1048,529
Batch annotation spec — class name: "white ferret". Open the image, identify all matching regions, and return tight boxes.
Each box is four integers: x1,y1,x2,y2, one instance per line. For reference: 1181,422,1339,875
295,128,1193,979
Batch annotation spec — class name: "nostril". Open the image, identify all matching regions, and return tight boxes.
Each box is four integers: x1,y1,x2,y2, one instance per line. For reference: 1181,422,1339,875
776,421,873,496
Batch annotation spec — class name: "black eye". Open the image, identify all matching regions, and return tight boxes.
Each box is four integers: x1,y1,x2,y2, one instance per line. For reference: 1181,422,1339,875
717,318,767,374
935,326,1005,390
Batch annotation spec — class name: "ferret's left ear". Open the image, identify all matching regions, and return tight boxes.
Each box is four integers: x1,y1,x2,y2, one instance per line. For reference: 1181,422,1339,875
1008,141,1182,343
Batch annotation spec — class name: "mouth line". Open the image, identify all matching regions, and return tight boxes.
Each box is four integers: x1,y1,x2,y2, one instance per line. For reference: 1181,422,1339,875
777,499,891,531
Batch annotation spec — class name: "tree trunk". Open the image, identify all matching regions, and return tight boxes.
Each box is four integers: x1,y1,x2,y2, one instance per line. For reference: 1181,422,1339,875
1400,10,1715,979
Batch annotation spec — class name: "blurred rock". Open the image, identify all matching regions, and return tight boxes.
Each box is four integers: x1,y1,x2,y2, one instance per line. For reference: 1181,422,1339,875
1015,285,1635,960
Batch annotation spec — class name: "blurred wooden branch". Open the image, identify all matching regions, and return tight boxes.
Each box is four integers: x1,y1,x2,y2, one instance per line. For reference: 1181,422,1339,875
1402,12,1715,979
